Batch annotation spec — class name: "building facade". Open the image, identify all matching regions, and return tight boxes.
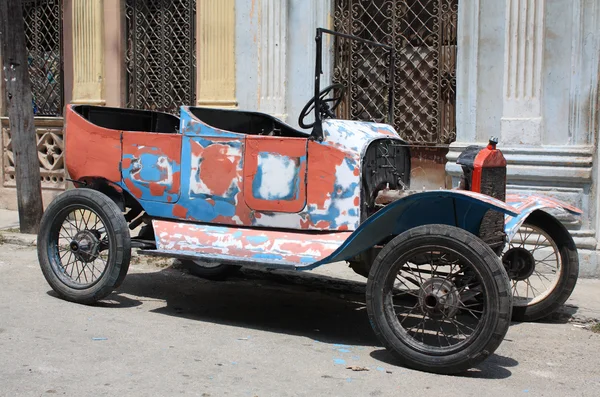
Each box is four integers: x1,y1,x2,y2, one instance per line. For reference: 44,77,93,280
1,0,599,275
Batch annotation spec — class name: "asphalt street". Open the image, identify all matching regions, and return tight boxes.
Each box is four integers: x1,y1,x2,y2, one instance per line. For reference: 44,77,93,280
1,243,599,397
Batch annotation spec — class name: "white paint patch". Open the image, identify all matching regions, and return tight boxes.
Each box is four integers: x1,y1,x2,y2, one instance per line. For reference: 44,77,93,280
335,157,357,190
255,153,298,200
254,213,303,229
156,156,173,184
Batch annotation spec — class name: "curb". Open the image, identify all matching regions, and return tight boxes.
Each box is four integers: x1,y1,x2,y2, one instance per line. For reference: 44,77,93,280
0,231,37,246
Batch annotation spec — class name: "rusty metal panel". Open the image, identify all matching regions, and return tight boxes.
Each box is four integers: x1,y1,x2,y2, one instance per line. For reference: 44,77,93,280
153,220,352,266
121,131,182,202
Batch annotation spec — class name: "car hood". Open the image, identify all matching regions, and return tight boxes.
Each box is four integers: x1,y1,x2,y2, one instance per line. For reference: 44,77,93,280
322,119,406,155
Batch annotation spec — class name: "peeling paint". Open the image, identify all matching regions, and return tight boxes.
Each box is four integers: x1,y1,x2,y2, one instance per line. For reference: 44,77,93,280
504,193,582,241
153,220,352,266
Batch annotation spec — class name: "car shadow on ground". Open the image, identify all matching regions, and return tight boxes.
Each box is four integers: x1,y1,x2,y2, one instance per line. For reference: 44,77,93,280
49,265,518,378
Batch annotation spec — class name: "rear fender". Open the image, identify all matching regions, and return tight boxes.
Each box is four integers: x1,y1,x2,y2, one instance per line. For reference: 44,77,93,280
314,190,519,267
77,177,128,212
504,194,582,241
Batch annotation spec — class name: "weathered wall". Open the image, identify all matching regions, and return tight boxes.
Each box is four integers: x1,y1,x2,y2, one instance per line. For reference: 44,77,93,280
236,0,332,128
447,0,600,276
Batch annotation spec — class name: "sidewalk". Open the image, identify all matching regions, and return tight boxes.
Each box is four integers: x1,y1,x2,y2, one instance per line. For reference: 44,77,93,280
1,208,598,324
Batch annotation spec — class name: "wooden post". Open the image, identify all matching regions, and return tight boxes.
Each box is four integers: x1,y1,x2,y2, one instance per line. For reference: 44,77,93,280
0,0,44,234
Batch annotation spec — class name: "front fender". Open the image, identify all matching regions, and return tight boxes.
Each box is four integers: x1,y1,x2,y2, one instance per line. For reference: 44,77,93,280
504,194,582,241
313,190,519,267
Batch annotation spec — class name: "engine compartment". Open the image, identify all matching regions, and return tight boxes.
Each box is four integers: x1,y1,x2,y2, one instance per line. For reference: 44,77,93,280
361,138,411,219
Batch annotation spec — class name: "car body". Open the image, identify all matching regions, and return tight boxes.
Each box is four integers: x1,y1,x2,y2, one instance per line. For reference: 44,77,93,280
37,28,582,374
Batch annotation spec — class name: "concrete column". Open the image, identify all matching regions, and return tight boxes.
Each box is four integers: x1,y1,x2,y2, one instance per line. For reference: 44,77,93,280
103,0,124,107
286,0,332,129
196,0,237,108
500,0,545,145
71,0,105,105
257,0,288,120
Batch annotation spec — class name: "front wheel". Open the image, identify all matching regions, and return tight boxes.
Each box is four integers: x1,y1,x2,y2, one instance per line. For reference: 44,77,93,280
37,188,131,304
502,211,579,322
366,224,512,374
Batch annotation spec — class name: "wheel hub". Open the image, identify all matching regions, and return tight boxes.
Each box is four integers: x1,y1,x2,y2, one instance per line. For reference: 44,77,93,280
70,230,100,263
418,278,461,319
502,247,536,281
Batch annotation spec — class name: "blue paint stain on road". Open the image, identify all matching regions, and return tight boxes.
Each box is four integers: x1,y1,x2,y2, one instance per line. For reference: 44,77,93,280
334,358,346,365
337,348,350,353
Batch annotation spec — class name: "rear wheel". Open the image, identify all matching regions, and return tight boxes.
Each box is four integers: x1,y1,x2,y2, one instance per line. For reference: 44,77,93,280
366,224,512,374
181,260,241,280
37,188,131,304
502,211,578,322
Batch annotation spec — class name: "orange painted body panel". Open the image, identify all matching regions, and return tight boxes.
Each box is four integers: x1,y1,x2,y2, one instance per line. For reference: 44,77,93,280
64,105,122,182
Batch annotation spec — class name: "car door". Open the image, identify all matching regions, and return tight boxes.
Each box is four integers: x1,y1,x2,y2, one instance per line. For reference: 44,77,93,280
243,136,308,213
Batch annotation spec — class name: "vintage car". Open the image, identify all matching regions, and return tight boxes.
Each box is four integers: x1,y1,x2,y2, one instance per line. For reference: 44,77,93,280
37,29,580,374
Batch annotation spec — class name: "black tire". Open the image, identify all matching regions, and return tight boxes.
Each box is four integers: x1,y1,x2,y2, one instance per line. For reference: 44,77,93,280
366,224,512,375
503,211,579,322
37,188,131,304
181,260,240,280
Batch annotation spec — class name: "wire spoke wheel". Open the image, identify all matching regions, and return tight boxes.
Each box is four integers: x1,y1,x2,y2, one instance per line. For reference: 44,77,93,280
388,247,487,353
503,224,561,307
51,207,111,289
38,189,131,304
502,212,579,322
366,225,511,374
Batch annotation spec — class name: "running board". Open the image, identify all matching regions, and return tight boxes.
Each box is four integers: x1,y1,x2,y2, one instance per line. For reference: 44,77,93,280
141,220,353,269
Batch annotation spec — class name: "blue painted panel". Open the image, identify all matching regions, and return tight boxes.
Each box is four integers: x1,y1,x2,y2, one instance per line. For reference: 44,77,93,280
302,190,521,269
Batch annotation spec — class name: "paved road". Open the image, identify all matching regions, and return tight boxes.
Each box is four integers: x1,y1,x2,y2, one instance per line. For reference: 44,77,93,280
1,243,599,397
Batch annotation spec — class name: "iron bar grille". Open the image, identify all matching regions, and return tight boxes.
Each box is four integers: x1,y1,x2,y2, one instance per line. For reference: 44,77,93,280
125,0,196,114
22,0,64,117
333,0,458,145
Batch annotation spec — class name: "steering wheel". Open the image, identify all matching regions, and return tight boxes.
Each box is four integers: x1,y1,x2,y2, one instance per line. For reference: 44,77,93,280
298,83,346,129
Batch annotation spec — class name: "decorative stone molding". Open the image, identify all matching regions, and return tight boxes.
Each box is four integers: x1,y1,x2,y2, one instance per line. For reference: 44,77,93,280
196,0,237,108
258,0,288,120
1,117,66,190
71,0,105,105
447,144,594,186
500,0,545,145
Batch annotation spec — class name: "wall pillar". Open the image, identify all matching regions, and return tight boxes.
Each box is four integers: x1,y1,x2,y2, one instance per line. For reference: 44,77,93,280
448,0,600,276
71,0,105,105
103,0,124,107
196,0,237,108
500,0,544,145
257,0,288,120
